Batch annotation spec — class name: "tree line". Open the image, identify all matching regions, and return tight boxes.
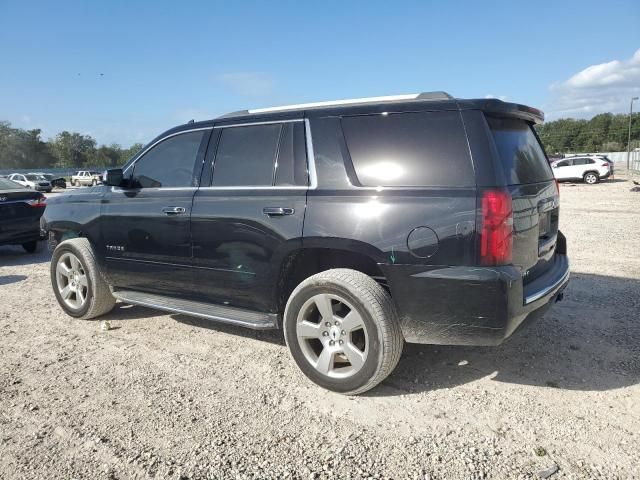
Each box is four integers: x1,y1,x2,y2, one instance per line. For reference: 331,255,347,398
535,112,640,155
0,121,143,170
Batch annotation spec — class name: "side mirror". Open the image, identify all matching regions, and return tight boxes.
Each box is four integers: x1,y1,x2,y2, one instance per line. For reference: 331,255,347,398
104,169,124,187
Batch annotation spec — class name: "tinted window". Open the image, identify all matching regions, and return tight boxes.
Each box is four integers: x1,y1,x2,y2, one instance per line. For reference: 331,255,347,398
573,158,593,165
213,124,281,186
556,160,570,167
341,111,474,187
486,116,553,185
132,131,204,188
274,123,308,186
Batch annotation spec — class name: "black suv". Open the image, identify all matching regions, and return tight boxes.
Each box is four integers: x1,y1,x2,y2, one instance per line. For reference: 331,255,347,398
44,92,569,394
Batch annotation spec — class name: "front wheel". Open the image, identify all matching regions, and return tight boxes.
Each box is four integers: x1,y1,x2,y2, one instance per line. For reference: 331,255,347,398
50,238,116,319
584,172,599,184
284,269,404,395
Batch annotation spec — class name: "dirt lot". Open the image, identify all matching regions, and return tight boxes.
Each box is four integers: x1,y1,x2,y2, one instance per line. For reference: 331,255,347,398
1,177,639,479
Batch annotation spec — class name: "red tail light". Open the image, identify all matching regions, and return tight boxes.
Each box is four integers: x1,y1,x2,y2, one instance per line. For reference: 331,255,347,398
26,196,46,207
601,163,609,168
479,190,512,265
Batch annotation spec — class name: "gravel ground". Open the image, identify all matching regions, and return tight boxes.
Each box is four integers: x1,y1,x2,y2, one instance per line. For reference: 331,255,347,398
1,176,639,479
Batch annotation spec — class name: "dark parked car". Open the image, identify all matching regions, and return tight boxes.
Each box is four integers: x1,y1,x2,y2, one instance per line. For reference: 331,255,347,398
43,92,569,394
0,177,47,252
31,173,67,189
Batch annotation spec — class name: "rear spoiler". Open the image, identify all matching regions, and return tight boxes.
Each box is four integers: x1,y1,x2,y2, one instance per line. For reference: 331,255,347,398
458,99,545,124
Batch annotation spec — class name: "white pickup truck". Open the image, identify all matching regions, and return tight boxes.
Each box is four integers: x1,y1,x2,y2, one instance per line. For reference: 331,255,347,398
71,170,102,187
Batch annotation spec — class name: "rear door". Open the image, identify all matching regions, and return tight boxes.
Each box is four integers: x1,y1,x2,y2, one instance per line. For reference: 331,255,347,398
100,128,210,296
190,119,308,312
485,116,559,284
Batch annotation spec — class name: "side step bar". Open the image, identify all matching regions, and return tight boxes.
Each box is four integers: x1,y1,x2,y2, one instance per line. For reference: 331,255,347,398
112,290,278,330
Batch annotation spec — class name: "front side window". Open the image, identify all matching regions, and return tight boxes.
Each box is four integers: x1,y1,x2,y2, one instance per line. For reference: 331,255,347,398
341,111,474,187
132,130,205,188
556,160,570,167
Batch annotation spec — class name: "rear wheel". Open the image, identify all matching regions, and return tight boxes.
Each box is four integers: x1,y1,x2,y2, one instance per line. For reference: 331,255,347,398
51,238,116,319
584,172,599,184
284,269,403,395
22,241,38,253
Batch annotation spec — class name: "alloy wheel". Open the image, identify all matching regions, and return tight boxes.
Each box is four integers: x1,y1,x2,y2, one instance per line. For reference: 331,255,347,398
295,293,369,379
55,252,89,309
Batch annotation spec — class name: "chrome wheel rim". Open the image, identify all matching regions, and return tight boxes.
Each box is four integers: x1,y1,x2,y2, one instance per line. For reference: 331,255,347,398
56,252,89,309
295,293,369,379
586,174,597,184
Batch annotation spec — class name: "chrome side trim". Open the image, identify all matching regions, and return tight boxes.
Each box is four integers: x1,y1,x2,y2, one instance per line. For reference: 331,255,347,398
304,118,318,189
214,119,303,128
524,268,570,305
122,127,213,175
248,94,421,114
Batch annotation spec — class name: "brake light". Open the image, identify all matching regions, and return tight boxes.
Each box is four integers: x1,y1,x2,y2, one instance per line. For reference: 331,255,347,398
479,190,512,265
601,163,609,168
26,196,46,207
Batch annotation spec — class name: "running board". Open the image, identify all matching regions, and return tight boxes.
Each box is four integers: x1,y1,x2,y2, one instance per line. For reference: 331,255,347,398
112,290,278,330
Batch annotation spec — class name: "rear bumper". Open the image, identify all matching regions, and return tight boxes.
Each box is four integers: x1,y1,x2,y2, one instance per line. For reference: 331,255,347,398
382,253,570,346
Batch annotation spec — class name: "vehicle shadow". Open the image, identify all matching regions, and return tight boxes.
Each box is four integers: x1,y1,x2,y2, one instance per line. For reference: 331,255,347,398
0,274,28,285
171,313,285,346
0,242,50,267
372,271,640,396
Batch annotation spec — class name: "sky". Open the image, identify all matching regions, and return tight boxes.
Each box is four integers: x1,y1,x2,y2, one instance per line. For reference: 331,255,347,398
1,0,639,147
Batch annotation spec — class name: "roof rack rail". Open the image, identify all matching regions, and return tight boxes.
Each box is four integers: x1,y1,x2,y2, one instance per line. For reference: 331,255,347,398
234,91,454,115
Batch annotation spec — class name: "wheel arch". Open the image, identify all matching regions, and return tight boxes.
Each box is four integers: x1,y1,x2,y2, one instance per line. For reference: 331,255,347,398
273,244,387,318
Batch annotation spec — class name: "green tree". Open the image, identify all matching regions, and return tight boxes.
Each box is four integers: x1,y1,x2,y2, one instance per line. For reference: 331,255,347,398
50,131,97,168
0,121,56,169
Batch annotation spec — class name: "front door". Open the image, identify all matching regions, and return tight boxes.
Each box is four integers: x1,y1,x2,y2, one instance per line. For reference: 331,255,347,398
190,120,309,313
100,128,211,296
553,159,572,180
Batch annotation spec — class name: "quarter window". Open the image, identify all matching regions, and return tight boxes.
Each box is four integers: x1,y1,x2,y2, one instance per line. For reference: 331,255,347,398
132,131,205,188
341,111,474,187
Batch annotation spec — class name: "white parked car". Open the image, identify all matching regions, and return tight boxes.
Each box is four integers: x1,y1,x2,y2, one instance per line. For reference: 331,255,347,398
71,170,103,187
8,173,53,192
550,156,611,184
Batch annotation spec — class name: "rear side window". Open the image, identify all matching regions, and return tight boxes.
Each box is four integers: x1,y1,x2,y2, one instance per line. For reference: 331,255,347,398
486,116,553,185
341,111,474,187
274,123,308,186
212,122,308,187
573,158,594,165
213,124,281,186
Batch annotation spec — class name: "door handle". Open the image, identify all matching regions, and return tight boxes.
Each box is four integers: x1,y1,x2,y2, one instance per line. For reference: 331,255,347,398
162,206,186,215
263,207,294,216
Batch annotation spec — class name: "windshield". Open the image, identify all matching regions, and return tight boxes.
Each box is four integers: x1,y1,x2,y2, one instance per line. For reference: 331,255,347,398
486,116,553,185
25,174,44,181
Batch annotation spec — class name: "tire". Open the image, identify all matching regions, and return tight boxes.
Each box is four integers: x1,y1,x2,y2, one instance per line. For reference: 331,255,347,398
584,172,599,184
22,241,39,253
50,237,116,319
283,269,403,395
73,180,78,187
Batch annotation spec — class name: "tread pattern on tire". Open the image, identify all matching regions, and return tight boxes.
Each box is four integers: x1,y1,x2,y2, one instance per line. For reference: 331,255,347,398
53,238,116,319
285,268,404,395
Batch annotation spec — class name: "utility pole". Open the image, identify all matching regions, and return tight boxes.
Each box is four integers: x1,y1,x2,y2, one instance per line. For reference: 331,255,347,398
628,96,639,171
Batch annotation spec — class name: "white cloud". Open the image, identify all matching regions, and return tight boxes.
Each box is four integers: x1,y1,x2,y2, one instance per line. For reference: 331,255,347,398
214,72,274,96
546,49,640,119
